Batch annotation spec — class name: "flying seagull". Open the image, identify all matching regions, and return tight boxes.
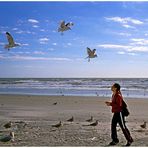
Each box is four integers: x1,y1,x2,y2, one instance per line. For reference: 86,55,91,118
58,20,74,35
86,47,97,62
4,32,20,50
86,116,93,122
67,116,74,122
52,121,62,128
0,132,14,142
140,121,146,129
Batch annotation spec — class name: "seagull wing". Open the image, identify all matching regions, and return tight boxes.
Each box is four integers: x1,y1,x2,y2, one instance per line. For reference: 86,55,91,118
92,49,96,54
65,22,70,27
60,20,65,28
87,47,92,55
6,32,15,45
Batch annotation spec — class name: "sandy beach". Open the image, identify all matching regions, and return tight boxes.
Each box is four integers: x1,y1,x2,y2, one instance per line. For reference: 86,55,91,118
0,94,148,146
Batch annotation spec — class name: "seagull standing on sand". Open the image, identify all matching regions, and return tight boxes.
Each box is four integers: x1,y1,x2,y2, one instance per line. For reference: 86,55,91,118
52,121,62,128
140,121,146,129
67,116,74,122
4,121,12,129
53,102,57,105
86,116,93,122
58,20,74,35
86,47,97,62
83,120,98,126
4,32,20,50
88,120,98,126
0,132,14,142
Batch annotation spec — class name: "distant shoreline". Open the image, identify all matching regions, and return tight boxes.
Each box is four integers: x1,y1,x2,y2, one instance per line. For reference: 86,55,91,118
0,93,148,100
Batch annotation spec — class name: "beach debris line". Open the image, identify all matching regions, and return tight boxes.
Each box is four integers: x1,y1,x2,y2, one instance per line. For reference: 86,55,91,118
58,20,74,35
0,132,14,142
78,136,97,141
140,121,147,129
4,121,12,129
86,116,93,122
86,47,97,62
52,121,62,128
4,32,20,50
67,116,74,122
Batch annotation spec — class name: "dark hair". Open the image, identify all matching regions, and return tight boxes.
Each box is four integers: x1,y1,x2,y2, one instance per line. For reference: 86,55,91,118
113,83,121,91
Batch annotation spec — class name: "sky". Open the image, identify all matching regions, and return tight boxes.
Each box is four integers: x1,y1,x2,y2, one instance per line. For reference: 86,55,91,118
1,1,148,78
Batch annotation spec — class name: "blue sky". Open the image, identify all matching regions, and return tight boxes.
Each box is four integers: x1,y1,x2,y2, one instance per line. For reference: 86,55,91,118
1,1,148,78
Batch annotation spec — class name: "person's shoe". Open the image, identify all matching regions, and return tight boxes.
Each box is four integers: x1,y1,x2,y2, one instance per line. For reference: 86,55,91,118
125,142,132,146
125,139,133,146
108,140,119,146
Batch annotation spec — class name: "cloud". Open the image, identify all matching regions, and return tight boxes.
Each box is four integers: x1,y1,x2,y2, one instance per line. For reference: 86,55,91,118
0,55,72,61
32,25,39,28
122,24,135,29
12,28,19,31
105,17,143,29
15,30,35,34
10,51,30,55
118,32,131,36
39,38,49,44
117,51,136,56
67,43,72,46
98,44,131,49
39,38,49,42
48,48,55,51
28,19,39,23
98,43,148,52
52,43,57,46
105,17,143,25
33,51,45,55
21,43,29,46
0,42,5,45
40,29,46,32
117,51,125,55
128,52,137,56
128,46,148,52
130,38,148,45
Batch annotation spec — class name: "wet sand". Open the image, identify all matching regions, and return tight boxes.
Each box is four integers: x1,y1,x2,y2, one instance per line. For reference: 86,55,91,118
0,94,148,146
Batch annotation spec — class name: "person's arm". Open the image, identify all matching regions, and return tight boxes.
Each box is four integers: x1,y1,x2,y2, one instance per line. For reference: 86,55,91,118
105,101,112,106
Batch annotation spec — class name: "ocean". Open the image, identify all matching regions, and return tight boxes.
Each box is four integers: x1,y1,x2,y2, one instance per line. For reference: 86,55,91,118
0,78,148,98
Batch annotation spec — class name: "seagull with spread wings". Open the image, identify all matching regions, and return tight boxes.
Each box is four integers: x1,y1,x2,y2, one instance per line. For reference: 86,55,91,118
86,47,97,62
4,32,20,50
58,20,74,35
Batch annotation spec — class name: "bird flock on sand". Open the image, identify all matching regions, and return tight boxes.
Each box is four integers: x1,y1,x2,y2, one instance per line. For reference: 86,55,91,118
0,117,147,143
0,116,98,143
51,116,99,129
3,20,97,62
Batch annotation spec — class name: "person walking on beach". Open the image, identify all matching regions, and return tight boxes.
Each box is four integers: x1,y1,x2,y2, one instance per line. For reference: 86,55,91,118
105,83,133,146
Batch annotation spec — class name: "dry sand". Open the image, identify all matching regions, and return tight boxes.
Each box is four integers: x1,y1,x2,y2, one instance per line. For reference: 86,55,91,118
0,94,148,146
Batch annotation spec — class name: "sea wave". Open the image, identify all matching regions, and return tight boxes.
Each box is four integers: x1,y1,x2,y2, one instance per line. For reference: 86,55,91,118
0,78,148,98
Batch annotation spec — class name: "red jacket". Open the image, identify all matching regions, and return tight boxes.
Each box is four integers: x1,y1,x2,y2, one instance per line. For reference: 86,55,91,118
110,92,123,113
